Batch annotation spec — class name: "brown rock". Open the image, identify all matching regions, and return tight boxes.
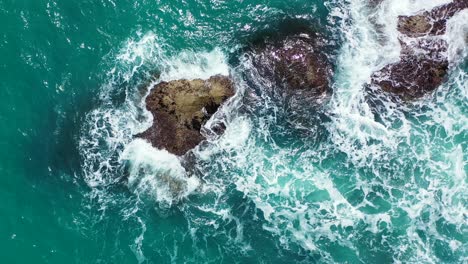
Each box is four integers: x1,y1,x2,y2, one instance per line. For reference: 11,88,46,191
398,0,468,37
398,14,433,37
250,33,332,102
137,75,235,156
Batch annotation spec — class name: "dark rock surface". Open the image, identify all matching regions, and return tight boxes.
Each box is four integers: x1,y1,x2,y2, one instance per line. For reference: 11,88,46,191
249,33,332,103
372,38,449,100
137,75,234,156
372,56,449,100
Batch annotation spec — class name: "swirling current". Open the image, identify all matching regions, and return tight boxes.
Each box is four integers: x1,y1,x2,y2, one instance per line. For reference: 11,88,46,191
0,0,466,263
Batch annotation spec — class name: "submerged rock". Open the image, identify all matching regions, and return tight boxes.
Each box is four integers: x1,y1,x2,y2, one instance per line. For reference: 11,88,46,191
137,75,234,156
397,0,468,37
368,0,384,8
372,1,467,100
250,33,332,104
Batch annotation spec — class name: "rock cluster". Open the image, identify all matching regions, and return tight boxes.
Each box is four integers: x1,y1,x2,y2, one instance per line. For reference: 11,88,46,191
138,32,333,155
372,0,467,100
137,1,467,154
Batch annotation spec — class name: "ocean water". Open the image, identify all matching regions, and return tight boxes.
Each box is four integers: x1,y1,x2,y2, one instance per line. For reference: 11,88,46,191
0,0,467,263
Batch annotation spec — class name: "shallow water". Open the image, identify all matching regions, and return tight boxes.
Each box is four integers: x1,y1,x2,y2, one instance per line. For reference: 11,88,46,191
0,0,467,263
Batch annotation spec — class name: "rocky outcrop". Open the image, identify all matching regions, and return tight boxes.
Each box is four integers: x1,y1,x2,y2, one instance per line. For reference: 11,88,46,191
372,38,449,100
372,0,467,100
249,33,332,103
398,0,467,37
137,75,234,156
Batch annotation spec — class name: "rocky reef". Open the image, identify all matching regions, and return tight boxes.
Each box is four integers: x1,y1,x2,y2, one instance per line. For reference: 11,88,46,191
372,0,467,101
137,75,234,156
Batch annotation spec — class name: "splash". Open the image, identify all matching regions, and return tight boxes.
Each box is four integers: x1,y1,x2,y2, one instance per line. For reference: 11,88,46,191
121,139,200,205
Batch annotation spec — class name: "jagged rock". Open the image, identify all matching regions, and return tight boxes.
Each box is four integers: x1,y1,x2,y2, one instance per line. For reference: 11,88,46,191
398,0,468,37
250,33,332,103
372,57,448,100
137,75,234,156
372,38,449,100
371,1,467,100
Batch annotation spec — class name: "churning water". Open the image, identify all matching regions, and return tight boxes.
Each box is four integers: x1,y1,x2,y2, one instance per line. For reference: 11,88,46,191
1,0,466,263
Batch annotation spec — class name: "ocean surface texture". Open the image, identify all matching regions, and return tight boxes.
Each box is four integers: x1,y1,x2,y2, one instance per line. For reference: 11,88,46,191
0,0,467,263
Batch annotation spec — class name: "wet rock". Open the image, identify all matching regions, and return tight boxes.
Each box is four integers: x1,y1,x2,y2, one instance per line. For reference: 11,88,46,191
371,1,467,100
137,75,235,156
250,33,332,104
372,38,449,100
372,58,448,100
398,0,468,37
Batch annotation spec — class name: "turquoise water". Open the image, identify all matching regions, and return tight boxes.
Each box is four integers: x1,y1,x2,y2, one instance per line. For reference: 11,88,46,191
1,0,467,263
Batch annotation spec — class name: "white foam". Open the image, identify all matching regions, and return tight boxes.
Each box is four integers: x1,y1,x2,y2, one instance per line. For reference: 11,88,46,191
446,9,468,66
121,139,199,205
129,216,147,264
160,48,230,81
